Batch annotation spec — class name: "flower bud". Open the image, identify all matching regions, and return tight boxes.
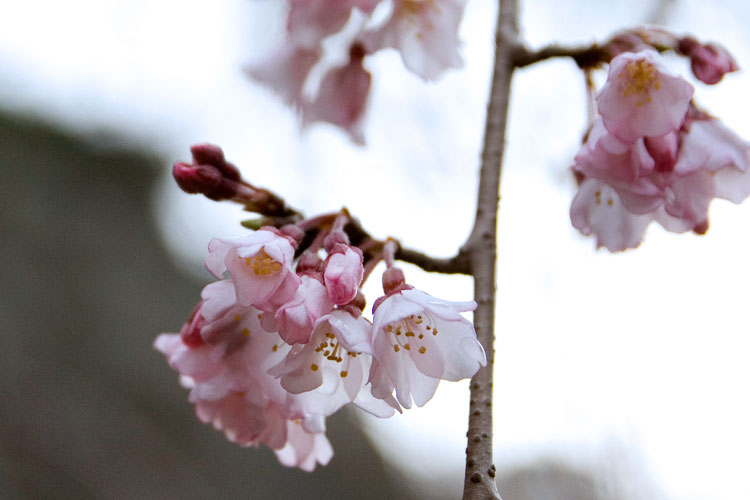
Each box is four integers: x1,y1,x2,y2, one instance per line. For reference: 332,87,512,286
680,37,738,85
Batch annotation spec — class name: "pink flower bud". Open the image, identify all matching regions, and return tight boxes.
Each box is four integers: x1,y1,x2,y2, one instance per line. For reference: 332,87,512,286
172,162,240,201
323,245,363,305
689,43,738,85
381,267,406,295
190,143,241,181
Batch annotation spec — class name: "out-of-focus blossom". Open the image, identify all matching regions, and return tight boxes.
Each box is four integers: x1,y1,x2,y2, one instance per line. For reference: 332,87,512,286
301,44,372,145
364,0,467,81
246,0,467,142
679,37,739,85
274,420,333,472
287,0,380,49
597,50,694,142
571,54,750,252
245,41,321,107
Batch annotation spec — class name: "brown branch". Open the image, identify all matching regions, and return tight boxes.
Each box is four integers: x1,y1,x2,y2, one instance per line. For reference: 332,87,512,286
460,0,521,498
394,246,471,274
513,43,609,69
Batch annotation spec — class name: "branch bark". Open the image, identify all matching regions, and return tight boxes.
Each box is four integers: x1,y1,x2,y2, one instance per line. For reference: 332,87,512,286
461,0,520,498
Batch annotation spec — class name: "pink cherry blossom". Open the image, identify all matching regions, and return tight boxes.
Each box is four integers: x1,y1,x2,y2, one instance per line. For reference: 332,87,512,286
302,44,371,145
155,297,343,469
274,420,333,472
571,110,750,251
193,393,289,449
323,244,364,305
364,0,467,81
286,0,380,49
597,50,694,143
205,228,300,311
245,40,321,107
570,178,690,251
369,288,486,408
274,275,334,345
155,330,290,450
271,310,398,418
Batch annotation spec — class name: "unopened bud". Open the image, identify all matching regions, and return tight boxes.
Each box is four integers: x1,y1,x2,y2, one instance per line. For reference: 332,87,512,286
382,267,406,294
297,252,323,274
172,162,240,201
324,230,350,252
280,224,305,246
680,37,738,85
190,143,241,181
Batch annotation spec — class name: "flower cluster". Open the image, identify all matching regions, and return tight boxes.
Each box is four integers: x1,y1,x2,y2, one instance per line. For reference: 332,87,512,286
247,0,468,144
155,215,485,470
570,47,750,251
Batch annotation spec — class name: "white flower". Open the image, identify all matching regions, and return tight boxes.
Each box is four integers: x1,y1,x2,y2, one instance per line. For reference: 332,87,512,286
369,288,486,408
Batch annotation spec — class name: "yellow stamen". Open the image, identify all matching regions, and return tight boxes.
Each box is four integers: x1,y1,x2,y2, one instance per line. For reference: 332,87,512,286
244,248,282,276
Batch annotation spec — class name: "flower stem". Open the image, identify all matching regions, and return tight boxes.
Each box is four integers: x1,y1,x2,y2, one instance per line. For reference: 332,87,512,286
460,0,521,498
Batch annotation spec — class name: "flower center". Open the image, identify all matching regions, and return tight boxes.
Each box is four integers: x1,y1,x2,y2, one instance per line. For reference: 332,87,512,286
311,330,358,378
244,248,282,276
619,59,662,106
385,314,436,354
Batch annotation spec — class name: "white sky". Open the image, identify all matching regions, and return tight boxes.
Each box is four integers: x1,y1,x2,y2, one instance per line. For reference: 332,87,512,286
3,1,750,499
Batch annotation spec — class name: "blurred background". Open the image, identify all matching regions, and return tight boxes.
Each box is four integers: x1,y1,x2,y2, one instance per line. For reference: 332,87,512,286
2,0,750,498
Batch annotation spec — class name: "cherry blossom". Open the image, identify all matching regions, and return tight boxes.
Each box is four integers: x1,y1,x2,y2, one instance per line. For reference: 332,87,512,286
274,420,333,472
571,111,750,251
245,40,321,107
301,44,372,145
271,310,398,417
369,280,486,408
205,228,301,311
274,275,334,345
286,0,380,49
245,0,468,142
597,50,694,143
364,0,468,81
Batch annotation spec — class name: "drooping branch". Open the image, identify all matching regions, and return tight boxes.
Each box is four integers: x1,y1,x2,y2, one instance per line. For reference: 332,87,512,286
459,0,520,498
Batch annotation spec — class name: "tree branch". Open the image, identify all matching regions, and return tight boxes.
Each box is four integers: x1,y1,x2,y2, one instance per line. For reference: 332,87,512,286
513,43,609,69
461,0,520,498
394,246,471,274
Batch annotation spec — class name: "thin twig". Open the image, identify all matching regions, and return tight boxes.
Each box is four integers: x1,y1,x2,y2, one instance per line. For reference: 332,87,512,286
394,246,471,274
513,43,608,69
